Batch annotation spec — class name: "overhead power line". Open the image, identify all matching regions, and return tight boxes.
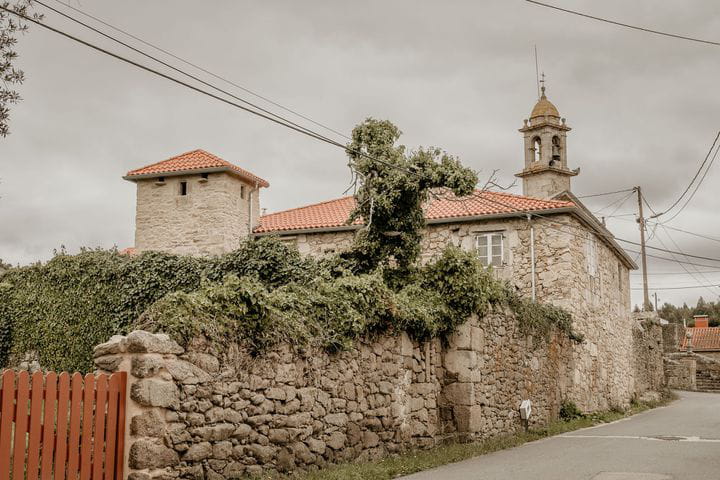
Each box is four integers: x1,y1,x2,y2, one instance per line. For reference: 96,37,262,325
648,222,720,245
631,284,720,291
35,0,340,147
649,131,720,222
1,5,420,181
623,249,720,270
577,188,634,199
658,138,720,224
47,0,351,140
616,238,720,263
654,224,720,299
525,0,720,47
631,270,720,276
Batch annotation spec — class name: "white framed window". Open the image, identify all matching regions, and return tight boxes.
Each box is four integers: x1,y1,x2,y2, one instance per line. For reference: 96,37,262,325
586,234,598,277
476,233,504,267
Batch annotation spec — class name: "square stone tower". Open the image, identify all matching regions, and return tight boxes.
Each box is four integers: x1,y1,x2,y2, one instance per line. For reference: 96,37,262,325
124,149,269,255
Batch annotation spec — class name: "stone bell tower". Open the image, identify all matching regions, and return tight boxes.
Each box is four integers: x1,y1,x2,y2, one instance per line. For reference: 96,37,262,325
515,84,577,199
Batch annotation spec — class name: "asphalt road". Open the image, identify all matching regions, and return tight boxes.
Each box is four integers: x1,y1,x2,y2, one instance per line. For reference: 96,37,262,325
401,391,720,480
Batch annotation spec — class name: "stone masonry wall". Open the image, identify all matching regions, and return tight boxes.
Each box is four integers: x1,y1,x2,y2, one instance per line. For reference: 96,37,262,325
278,214,637,412
662,323,684,353
631,313,665,396
94,312,583,479
135,172,260,256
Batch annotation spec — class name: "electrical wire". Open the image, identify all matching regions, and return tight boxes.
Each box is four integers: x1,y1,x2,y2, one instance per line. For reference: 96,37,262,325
648,222,720,245
623,249,720,270
614,238,720,263
577,188,635,199
0,5,421,182
631,270,720,276
660,139,720,224
48,0,351,141
649,131,720,222
655,224,720,299
35,0,342,147
631,284,720,291
525,0,720,47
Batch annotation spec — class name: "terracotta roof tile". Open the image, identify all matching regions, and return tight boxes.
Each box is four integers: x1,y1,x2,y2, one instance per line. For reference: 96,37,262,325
255,190,574,234
681,327,720,352
125,149,269,187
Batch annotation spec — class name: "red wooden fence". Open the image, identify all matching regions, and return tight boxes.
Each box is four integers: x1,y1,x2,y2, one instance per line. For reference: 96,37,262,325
0,370,127,480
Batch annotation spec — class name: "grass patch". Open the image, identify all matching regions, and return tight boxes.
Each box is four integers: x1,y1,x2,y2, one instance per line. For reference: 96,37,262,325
266,393,675,480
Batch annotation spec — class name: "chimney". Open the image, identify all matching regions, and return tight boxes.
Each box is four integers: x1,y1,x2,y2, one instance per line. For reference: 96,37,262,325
693,315,709,328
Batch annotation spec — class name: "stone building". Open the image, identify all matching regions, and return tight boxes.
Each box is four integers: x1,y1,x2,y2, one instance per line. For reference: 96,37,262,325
124,87,641,409
124,149,269,255
680,315,720,361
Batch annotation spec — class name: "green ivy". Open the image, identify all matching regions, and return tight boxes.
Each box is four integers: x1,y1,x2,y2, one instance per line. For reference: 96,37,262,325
1,241,579,373
0,237,318,372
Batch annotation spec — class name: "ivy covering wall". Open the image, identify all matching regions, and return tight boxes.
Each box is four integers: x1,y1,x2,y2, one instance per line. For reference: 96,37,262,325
0,238,578,373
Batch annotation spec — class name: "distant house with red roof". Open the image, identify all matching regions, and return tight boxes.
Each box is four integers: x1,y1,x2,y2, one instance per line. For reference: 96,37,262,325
122,87,640,410
681,315,720,361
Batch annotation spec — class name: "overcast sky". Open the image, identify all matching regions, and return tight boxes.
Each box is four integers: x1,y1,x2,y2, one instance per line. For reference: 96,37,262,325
1,0,719,308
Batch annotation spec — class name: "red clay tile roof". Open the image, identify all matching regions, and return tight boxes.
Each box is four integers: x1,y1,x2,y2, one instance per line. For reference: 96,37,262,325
125,149,269,187
681,327,720,352
255,190,574,234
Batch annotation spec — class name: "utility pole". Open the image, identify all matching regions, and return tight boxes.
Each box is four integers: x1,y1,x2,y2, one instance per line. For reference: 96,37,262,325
636,186,651,311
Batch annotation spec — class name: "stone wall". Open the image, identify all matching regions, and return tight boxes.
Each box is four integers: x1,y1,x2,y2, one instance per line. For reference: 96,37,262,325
94,312,585,479
662,323,684,353
631,313,665,396
134,172,260,256
664,355,696,391
274,213,636,413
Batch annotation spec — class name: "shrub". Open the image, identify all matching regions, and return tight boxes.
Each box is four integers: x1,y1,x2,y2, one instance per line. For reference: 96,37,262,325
559,401,584,421
1,240,578,372
0,238,320,372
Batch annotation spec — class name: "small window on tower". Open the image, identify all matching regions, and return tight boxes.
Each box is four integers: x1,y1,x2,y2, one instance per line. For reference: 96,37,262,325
533,137,542,162
179,181,188,196
240,185,246,199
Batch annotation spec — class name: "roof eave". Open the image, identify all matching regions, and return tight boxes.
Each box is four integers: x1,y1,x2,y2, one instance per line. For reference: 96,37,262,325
123,166,269,187
253,207,577,236
253,224,362,236
425,206,576,225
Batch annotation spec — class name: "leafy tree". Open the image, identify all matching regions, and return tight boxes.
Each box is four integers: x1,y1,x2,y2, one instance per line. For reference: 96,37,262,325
0,0,39,137
658,299,720,327
342,118,478,272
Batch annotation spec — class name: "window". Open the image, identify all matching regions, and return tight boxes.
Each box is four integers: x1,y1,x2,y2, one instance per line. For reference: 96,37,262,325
179,181,188,196
618,263,623,292
240,185,246,199
586,235,597,277
532,137,542,162
201,173,209,179
476,233,503,267
158,176,165,183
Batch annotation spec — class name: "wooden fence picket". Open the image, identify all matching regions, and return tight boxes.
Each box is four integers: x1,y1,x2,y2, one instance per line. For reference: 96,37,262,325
0,369,127,480
0,370,15,480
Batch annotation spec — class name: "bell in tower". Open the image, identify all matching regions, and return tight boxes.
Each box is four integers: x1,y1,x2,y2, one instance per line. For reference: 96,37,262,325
515,82,577,199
